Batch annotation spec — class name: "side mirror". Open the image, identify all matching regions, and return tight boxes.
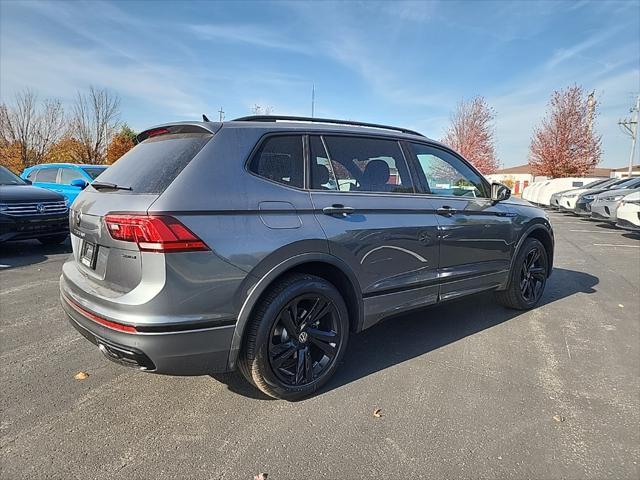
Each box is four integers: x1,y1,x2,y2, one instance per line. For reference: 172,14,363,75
491,182,511,203
70,178,88,189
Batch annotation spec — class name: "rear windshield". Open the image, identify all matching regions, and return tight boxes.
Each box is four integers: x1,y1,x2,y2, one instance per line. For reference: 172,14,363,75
81,166,107,180
92,133,211,194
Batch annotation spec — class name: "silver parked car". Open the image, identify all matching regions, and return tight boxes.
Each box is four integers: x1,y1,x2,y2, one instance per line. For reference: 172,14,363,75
60,116,554,400
591,186,640,223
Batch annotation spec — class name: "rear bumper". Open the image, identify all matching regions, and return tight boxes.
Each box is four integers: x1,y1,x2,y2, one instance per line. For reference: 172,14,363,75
61,291,235,375
0,212,69,242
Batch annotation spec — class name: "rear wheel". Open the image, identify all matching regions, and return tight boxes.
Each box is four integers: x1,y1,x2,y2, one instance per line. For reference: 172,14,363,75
37,234,68,245
495,238,548,310
239,273,349,400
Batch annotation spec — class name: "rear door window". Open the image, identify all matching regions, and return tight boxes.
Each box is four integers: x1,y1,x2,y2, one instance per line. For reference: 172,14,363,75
249,135,304,188
316,136,413,193
92,133,212,194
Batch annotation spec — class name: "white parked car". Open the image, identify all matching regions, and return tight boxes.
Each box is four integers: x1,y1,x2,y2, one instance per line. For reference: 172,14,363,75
615,191,640,232
536,177,605,207
557,178,621,211
522,180,547,204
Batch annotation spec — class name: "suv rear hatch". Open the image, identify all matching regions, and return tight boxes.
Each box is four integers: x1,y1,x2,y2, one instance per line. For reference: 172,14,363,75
68,124,216,295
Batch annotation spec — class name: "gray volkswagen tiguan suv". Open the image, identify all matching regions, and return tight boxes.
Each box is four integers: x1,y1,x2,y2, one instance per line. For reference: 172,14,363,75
60,116,554,400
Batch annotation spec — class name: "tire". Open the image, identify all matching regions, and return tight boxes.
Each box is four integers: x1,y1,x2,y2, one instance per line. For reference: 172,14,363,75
238,273,350,401
37,234,68,245
495,238,548,310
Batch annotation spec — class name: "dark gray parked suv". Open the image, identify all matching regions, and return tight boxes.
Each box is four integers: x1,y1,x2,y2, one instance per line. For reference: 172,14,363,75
60,116,554,400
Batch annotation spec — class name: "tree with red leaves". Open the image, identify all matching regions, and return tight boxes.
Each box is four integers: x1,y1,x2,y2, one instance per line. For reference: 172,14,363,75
442,96,500,175
529,85,601,178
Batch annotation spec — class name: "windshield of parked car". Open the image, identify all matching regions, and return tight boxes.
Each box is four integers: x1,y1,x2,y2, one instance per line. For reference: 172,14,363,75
0,166,27,185
81,166,107,180
615,177,640,189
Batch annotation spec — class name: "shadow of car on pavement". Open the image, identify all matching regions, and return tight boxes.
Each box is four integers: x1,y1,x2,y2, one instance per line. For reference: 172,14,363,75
0,238,72,270
212,267,599,400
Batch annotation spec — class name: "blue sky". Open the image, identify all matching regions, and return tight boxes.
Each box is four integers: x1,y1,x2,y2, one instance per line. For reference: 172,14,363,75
1,0,638,168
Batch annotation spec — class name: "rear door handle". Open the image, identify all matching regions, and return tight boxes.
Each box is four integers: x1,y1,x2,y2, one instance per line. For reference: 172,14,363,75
436,206,457,216
323,204,355,217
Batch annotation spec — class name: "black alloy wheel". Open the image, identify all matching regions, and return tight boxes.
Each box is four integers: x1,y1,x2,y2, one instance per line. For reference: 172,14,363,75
495,237,549,310
239,273,350,400
519,245,547,303
268,294,341,386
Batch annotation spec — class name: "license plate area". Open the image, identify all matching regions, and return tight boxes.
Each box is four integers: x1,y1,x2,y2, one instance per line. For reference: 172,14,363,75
80,240,98,269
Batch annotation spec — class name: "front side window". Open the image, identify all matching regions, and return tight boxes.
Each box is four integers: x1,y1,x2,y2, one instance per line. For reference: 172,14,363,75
311,135,413,194
409,143,488,198
59,168,83,184
249,135,304,188
34,168,58,183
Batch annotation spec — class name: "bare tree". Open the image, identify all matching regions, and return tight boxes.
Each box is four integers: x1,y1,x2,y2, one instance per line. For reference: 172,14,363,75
441,96,500,174
71,86,120,164
0,90,66,168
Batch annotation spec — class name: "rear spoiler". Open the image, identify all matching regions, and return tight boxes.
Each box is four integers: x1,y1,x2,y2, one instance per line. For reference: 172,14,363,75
136,122,221,144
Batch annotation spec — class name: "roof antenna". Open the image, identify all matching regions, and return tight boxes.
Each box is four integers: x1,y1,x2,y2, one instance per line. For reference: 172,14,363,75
202,114,210,122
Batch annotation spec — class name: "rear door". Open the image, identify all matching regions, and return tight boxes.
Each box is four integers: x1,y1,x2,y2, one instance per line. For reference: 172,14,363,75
308,134,440,328
405,142,515,301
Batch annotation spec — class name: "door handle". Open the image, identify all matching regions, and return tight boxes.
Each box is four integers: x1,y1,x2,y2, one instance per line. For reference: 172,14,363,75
323,204,355,217
436,206,457,216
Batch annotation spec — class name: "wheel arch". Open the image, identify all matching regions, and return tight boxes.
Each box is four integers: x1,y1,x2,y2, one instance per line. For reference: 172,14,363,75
226,253,363,370
505,223,554,287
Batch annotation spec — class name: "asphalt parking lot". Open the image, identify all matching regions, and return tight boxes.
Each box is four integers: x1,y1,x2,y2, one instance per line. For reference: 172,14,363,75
1,213,639,480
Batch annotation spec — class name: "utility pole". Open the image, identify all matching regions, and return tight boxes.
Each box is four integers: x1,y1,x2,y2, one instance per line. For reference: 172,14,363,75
218,107,225,122
587,91,595,134
311,84,315,118
618,95,639,177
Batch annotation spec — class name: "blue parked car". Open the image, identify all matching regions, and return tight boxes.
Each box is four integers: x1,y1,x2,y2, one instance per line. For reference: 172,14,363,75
21,163,107,204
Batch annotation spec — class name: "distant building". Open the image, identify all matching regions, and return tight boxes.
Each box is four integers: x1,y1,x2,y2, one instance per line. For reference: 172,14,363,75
486,164,638,195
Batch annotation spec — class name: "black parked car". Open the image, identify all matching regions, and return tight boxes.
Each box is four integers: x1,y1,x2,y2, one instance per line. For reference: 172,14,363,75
0,166,69,244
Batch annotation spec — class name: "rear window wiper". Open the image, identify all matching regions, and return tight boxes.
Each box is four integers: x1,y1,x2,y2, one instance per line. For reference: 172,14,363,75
91,181,133,191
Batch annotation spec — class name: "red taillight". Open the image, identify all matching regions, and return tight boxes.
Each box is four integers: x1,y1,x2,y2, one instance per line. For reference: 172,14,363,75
104,215,209,253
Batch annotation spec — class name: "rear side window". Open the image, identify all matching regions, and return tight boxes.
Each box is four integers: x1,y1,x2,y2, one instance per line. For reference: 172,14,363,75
93,133,212,194
35,168,58,183
317,135,413,193
249,135,304,188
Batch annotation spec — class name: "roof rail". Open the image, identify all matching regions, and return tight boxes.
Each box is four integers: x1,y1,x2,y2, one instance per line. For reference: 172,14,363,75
232,115,424,137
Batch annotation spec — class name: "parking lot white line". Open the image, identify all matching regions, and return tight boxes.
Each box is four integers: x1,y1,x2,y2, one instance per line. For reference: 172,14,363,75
593,243,640,248
569,229,620,234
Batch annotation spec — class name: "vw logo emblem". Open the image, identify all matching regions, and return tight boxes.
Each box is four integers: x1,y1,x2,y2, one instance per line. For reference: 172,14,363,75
298,331,308,343
36,203,46,214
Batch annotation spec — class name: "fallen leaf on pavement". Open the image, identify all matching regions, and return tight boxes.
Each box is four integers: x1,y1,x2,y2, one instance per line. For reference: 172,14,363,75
553,415,565,423
74,371,89,380
373,408,382,418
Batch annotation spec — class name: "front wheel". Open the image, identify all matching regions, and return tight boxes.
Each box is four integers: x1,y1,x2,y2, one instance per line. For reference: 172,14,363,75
239,273,349,401
495,238,548,310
